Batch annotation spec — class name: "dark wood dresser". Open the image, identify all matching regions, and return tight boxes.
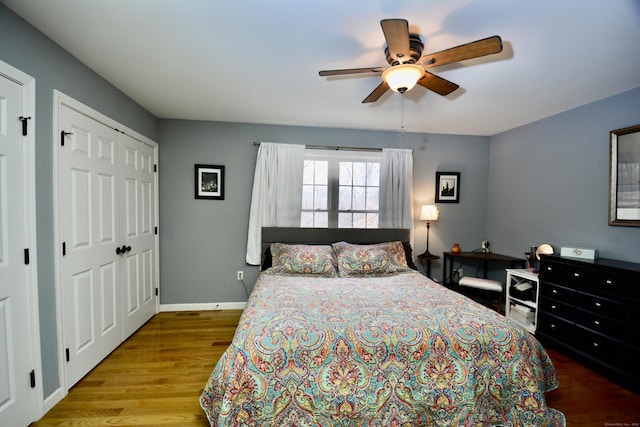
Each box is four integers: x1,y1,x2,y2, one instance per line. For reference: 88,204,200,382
537,254,640,393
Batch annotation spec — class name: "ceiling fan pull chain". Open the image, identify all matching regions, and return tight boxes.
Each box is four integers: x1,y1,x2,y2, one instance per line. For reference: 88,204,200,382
400,95,406,135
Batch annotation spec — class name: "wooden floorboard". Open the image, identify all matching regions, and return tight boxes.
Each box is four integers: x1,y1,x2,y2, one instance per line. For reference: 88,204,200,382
32,310,640,426
33,310,243,427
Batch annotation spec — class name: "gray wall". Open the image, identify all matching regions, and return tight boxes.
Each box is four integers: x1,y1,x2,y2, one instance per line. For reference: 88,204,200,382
0,5,158,398
487,88,640,264
158,120,490,301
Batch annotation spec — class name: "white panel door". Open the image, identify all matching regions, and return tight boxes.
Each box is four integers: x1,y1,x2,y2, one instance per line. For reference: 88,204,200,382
0,66,39,425
59,105,122,387
119,133,156,337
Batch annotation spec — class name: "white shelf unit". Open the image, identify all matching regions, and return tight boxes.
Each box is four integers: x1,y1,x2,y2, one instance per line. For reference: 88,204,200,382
505,268,539,333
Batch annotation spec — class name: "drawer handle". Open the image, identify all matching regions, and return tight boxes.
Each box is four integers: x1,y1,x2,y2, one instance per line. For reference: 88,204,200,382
593,342,599,349
574,272,580,277
595,302,601,308
552,289,558,294
551,305,557,310
606,279,612,285
594,320,600,326
550,324,556,329
547,266,553,271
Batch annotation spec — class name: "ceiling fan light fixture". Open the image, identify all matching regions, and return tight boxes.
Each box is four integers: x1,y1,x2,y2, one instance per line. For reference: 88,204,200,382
382,64,425,94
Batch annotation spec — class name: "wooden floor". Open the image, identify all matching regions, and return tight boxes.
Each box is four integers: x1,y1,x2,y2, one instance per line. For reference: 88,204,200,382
32,310,640,426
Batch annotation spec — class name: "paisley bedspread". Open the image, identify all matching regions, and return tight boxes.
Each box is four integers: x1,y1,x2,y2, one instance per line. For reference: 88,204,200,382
200,271,565,426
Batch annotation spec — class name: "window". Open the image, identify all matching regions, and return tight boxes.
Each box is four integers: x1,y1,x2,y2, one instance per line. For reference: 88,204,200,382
301,150,380,228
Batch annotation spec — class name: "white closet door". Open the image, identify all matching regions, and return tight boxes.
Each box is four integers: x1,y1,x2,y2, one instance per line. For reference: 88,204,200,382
59,105,122,387
0,64,39,426
120,133,156,337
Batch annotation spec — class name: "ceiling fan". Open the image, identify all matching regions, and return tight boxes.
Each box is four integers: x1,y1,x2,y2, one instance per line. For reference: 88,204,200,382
319,19,503,103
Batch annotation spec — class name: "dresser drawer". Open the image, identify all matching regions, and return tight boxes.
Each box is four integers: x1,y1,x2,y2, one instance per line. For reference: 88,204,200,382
537,312,574,342
539,296,574,319
574,308,625,340
540,282,577,302
574,268,623,297
576,291,624,320
626,345,640,378
574,326,624,363
538,261,564,283
628,306,640,347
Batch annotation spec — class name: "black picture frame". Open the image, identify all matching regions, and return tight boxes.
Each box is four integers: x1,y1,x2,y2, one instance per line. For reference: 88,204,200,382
435,172,460,203
609,124,640,226
195,164,225,200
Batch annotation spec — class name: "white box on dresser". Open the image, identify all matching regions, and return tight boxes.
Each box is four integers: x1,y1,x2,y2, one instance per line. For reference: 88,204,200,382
560,246,598,260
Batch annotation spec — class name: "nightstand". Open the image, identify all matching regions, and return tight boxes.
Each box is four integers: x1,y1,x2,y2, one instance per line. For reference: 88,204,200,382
505,268,539,333
417,253,440,279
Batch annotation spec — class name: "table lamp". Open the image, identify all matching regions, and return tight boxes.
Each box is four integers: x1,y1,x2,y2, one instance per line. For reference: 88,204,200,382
420,204,439,256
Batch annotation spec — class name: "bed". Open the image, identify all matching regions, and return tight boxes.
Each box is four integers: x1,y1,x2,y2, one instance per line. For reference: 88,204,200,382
201,228,565,426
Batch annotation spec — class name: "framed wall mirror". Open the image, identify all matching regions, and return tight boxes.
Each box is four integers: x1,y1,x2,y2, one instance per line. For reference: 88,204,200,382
609,124,640,226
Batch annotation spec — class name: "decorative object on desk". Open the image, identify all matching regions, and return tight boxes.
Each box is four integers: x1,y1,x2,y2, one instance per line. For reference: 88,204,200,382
609,124,640,227
435,172,460,203
481,239,491,253
451,243,461,254
195,164,225,200
419,204,439,256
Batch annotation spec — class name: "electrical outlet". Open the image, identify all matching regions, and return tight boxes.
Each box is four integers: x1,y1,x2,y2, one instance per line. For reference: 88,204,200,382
237,270,244,281
456,268,463,278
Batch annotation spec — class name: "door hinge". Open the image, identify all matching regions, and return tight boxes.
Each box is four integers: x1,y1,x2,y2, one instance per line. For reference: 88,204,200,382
62,242,66,256
24,248,30,265
155,287,158,296
65,348,70,362
30,370,36,388
154,164,157,172
61,130,72,146
154,226,158,235
20,116,31,136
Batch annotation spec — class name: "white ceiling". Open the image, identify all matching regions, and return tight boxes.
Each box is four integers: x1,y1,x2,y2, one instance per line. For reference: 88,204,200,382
4,0,640,136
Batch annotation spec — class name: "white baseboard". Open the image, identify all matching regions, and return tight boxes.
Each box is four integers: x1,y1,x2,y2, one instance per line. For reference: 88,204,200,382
159,302,246,312
42,386,65,416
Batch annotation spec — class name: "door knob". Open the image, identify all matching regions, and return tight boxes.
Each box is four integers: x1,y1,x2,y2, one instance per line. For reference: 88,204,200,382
115,245,132,255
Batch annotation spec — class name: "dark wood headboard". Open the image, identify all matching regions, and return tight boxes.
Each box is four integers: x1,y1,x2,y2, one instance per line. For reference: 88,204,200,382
260,227,415,270
261,227,410,248
261,227,409,262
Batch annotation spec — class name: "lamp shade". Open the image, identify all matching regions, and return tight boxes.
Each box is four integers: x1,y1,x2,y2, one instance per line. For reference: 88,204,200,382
420,204,439,221
382,64,425,94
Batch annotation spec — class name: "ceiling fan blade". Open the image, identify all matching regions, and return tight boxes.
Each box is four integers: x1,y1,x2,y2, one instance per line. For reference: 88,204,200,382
417,71,459,96
319,66,386,77
381,19,411,63
421,35,503,68
362,81,389,103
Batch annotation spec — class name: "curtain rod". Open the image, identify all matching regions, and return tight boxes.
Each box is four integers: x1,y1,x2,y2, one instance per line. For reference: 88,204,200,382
253,141,382,152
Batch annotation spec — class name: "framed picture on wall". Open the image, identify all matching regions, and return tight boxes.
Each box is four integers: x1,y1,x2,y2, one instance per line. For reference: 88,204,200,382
195,164,225,200
609,124,640,226
435,172,460,203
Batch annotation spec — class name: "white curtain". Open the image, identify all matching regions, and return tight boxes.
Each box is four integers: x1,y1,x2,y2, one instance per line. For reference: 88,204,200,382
245,142,305,265
379,148,414,241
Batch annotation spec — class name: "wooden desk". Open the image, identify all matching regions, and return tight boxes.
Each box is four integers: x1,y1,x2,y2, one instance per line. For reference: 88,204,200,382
442,251,525,286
